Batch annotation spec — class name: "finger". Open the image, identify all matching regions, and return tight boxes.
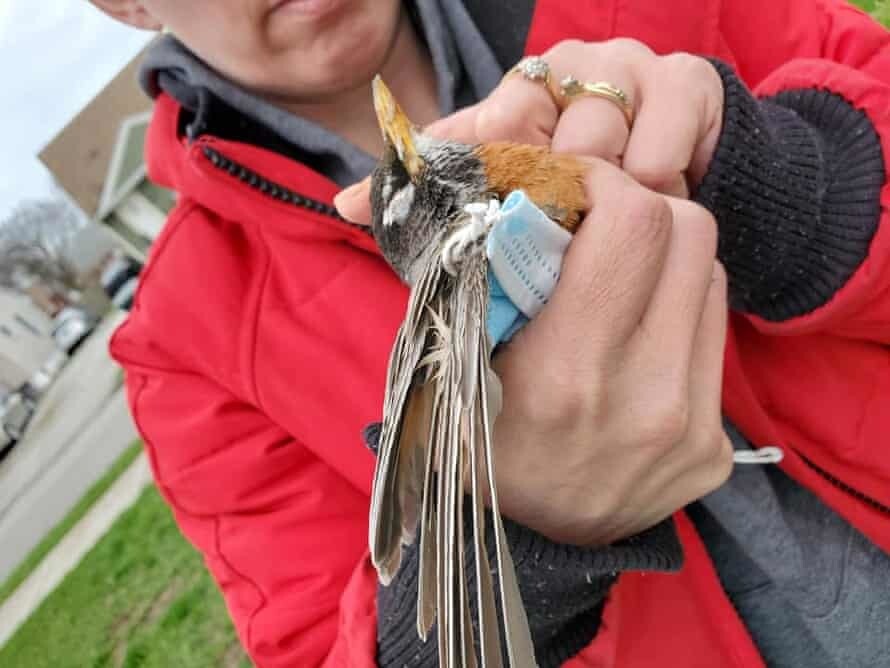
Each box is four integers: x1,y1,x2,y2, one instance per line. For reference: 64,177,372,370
656,262,732,498
335,176,372,224
542,160,673,349
545,39,648,162
550,93,632,165
474,72,559,146
688,263,730,447
425,103,485,145
623,54,723,195
630,198,718,375
628,261,730,513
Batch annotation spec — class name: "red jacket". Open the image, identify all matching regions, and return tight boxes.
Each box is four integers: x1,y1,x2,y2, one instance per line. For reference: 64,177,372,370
110,1,890,665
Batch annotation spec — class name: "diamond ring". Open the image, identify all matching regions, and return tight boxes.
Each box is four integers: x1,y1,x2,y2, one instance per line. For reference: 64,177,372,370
559,76,635,128
505,56,560,107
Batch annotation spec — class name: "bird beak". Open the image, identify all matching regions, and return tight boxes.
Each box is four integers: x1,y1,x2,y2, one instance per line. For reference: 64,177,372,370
372,75,424,179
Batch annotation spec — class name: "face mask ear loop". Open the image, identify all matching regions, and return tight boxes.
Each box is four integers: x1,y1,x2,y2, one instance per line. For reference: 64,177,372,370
733,446,784,465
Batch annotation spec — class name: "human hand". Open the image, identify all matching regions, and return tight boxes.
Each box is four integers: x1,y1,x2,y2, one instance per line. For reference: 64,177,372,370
334,38,724,221
490,159,732,546
479,38,724,198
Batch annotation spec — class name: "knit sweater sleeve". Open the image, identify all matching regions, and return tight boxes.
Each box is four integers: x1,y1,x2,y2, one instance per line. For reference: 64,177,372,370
693,59,888,337
363,424,683,668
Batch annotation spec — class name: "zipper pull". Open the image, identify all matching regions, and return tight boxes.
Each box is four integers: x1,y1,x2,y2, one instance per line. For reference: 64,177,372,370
733,447,784,465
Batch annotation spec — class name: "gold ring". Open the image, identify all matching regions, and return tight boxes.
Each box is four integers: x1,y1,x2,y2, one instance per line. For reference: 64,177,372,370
505,56,560,107
559,76,635,128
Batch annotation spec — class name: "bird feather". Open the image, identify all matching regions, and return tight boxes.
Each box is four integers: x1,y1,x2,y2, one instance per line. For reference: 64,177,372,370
371,232,537,666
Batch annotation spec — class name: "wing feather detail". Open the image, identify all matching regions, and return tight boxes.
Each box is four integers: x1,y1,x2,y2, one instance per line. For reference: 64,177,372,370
370,243,537,666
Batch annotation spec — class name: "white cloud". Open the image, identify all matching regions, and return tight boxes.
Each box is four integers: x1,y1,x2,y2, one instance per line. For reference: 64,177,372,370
0,1,152,219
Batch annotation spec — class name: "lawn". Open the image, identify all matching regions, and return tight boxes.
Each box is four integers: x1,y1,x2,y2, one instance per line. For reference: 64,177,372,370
0,442,144,608
856,0,890,20
0,483,252,668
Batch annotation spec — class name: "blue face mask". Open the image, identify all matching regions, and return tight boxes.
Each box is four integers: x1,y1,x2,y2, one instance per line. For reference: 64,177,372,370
485,190,572,344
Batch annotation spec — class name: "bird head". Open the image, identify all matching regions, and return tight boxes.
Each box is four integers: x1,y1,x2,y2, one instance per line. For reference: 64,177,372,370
370,76,488,284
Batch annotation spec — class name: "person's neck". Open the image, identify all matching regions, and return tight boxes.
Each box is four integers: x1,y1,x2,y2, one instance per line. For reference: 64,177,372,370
282,12,439,159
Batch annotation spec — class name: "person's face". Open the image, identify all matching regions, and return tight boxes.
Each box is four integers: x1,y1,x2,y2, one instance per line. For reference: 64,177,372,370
90,0,403,102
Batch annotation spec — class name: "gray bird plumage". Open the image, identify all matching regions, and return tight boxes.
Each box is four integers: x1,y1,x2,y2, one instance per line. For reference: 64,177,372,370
368,77,537,667
370,138,487,282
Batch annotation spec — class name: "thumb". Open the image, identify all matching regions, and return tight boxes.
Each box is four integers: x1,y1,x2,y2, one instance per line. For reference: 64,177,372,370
334,176,372,224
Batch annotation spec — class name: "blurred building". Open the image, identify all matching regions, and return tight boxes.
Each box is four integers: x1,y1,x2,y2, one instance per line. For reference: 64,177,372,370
39,42,174,261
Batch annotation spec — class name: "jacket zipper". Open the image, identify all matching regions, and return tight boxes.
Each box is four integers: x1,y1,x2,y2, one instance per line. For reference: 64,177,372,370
797,451,890,517
200,146,373,236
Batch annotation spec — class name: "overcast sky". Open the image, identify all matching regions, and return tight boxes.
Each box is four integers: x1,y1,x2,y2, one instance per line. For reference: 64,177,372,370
0,1,152,220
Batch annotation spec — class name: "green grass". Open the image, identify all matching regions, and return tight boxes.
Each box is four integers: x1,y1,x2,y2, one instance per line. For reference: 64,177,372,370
0,441,144,607
874,0,890,24
852,0,890,23
0,484,252,668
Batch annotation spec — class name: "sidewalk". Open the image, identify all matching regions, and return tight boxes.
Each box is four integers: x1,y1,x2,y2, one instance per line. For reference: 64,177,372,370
0,311,136,583
0,453,153,648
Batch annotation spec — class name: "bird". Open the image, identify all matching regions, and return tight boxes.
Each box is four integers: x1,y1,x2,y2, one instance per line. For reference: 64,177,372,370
367,76,587,668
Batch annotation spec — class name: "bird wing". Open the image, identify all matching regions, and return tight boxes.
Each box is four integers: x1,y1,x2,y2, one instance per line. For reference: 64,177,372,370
370,243,443,584
369,240,537,667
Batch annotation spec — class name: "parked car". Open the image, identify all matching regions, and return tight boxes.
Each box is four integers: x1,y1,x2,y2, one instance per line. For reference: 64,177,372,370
23,349,69,400
0,420,13,461
100,253,142,311
1,389,36,446
52,306,99,355
110,276,138,311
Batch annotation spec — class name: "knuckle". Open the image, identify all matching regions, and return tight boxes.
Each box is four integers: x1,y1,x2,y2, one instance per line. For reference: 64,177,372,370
624,160,682,193
564,373,611,431
659,53,722,111
623,188,673,246
679,433,732,501
637,391,690,452
707,436,735,488
475,99,519,141
656,396,691,446
660,53,718,96
604,37,653,59
661,52,707,78
688,421,725,463
687,423,733,482
547,38,586,59
516,365,608,434
676,200,718,252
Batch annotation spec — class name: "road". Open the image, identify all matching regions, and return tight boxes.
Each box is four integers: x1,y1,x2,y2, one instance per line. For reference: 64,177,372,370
0,311,139,582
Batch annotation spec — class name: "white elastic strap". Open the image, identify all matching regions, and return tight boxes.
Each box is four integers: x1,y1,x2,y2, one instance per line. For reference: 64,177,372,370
442,199,502,276
733,447,784,465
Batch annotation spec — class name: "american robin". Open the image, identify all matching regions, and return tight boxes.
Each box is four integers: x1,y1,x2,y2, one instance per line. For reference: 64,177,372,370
368,75,587,668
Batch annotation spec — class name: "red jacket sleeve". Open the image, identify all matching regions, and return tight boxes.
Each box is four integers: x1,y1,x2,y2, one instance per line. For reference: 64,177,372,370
122,365,379,667
720,0,890,341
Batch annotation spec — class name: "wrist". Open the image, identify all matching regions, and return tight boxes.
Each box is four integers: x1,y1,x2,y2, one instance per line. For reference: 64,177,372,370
693,59,883,320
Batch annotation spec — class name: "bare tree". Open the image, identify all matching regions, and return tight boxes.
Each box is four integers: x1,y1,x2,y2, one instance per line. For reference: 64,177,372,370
0,196,85,294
